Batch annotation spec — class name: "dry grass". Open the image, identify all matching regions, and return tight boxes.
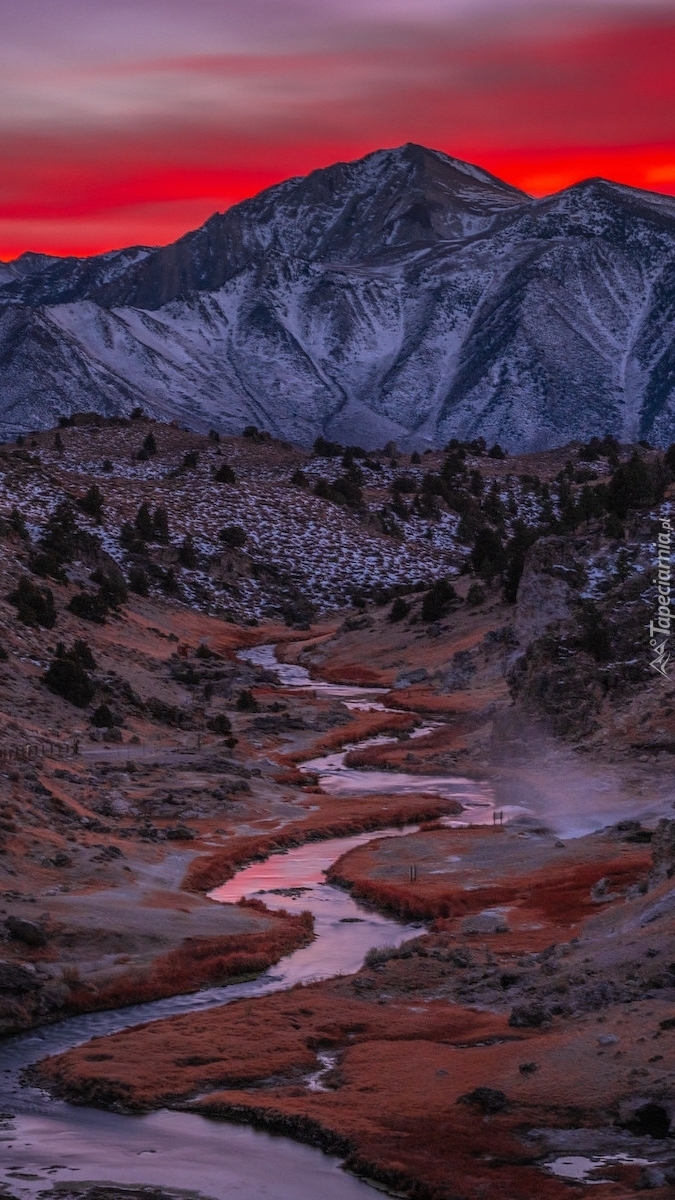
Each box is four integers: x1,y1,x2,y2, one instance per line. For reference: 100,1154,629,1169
64,904,313,1014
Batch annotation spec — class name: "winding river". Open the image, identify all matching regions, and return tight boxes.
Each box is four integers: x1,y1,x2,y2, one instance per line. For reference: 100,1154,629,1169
0,646,497,1200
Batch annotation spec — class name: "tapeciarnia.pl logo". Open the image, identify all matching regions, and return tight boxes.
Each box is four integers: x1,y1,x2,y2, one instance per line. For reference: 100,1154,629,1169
649,516,673,679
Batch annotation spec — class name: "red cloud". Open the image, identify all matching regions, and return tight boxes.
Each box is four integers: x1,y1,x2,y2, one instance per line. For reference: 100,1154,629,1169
1,11,674,257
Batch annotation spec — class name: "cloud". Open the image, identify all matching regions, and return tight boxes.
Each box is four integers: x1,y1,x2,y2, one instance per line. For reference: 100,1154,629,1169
1,1,674,255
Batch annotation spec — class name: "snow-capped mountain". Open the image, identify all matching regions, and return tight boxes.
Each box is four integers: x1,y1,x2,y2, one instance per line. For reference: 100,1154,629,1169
2,143,675,450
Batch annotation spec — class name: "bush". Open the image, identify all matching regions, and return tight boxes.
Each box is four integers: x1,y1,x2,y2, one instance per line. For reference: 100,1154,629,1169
177,535,197,568
136,431,157,460
487,443,506,460
207,713,232,735
607,451,665,518
8,576,56,627
219,525,247,549
67,590,108,623
182,450,199,469
466,583,486,606
421,578,457,622
470,527,505,582
161,567,179,595
152,505,170,543
134,502,153,541
78,484,104,521
236,689,258,712
8,507,29,540
578,601,612,662
391,474,416,496
388,596,410,623
91,703,115,728
214,463,237,484
291,468,308,488
44,653,95,708
90,565,128,609
604,513,625,540
39,501,81,563
128,565,150,595
29,552,67,583
313,436,342,457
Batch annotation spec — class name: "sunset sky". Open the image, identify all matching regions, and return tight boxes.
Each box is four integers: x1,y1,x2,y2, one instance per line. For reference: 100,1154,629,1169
2,0,675,259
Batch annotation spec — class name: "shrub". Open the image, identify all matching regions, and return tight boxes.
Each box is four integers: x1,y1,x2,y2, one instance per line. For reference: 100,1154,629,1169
134,501,153,541
389,596,410,623
207,713,232,735
0,643,7,662
101,458,113,473
8,576,56,627
604,513,625,540
90,565,128,609
91,703,115,728
182,450,199,469
208,429,220,443
128,565,150,595
136,431,157,460
291,468,308,488
29,552,67,583
178,535,198,568
421,578,458,622
392,474,416,496
67,590,108,623
44,653,95,707
607,451,666,518
219,524,247,549
313,436,342,457
161,567,179,595
487,443,506,459
470,527,505,582
578,601,612,662
78,484,104,521
39,501,81,563
8,507,29,540
236,688,258,712
152,505,170,543
466,583,486,606
214,463,237,484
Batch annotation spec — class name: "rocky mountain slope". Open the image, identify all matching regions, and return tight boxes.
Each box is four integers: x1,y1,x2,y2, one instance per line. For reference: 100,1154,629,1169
2,144,675,449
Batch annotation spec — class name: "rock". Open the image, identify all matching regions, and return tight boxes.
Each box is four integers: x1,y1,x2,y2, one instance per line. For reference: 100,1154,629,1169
395,667,429,687
636,1166,667,1189
456,1087,508,1114
5,915,47,947
514,537,586,643
165,825,195,841
590,877,621,904
508,1003,551,1028
0,960,39,992
461,911,510,935
650,819,675,882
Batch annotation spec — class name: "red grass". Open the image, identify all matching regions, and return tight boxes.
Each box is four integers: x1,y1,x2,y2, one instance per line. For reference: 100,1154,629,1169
64,907,313,1014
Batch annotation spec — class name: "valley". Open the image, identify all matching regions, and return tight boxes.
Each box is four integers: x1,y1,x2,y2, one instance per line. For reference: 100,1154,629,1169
0,419,674,1199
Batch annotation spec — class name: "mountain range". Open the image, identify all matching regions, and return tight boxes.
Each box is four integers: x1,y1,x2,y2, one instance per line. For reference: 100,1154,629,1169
2,143,675,450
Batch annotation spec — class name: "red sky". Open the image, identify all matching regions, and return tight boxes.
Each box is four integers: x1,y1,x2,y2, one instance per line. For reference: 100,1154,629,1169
2,0,675,260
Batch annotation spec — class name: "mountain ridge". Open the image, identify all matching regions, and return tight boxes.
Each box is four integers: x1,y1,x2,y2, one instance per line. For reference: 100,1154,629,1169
2,143,675,450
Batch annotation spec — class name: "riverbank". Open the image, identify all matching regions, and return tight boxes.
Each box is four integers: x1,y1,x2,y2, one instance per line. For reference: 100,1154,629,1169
4,602,675,1200
35,817,675,1199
